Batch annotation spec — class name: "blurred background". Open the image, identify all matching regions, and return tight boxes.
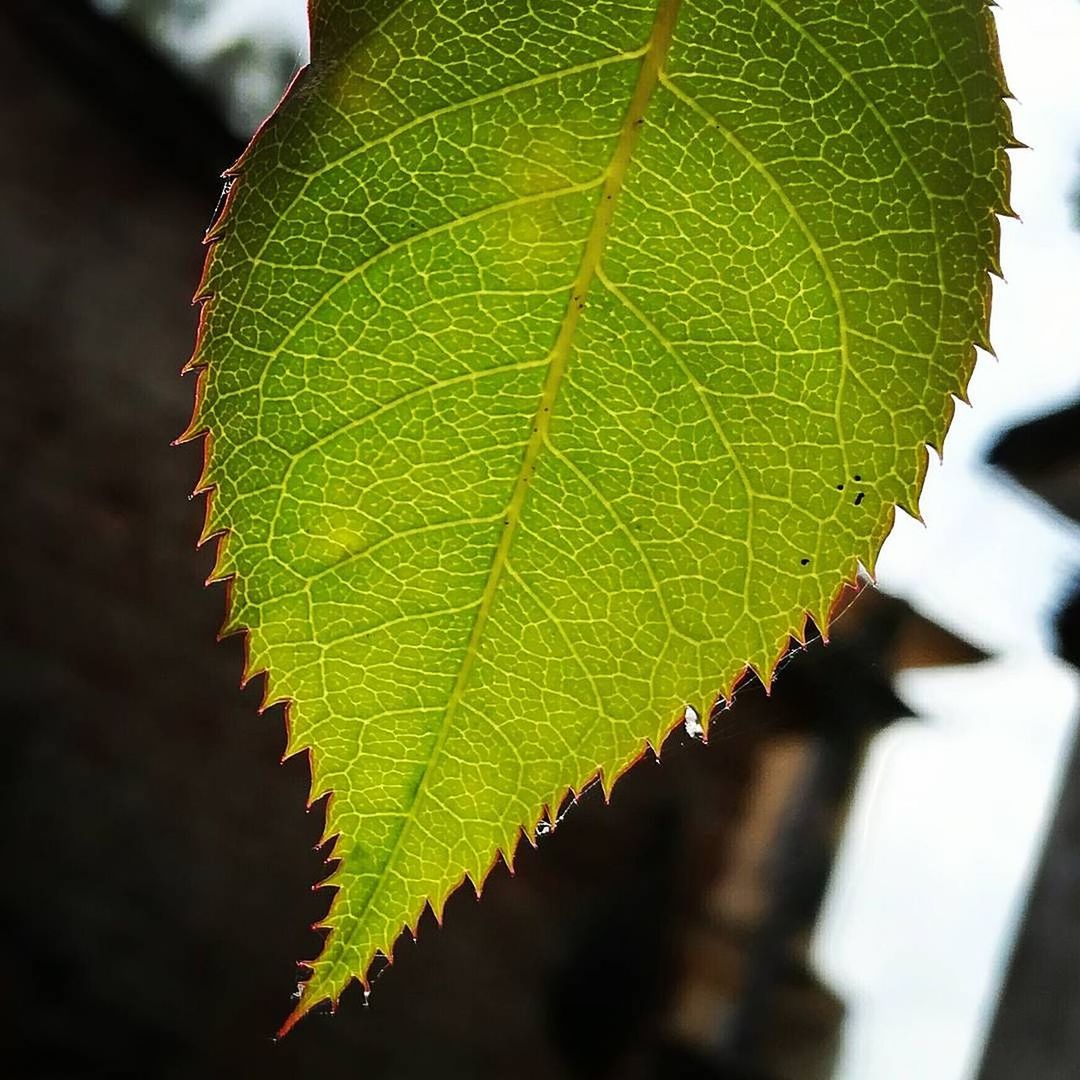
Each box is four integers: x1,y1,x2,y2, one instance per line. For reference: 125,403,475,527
2,0,1078,1077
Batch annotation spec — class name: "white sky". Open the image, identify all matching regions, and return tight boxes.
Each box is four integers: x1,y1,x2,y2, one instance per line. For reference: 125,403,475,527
146,1,1080,1074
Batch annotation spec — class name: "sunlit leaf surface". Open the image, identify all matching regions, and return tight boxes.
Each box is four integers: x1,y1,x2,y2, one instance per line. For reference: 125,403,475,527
183,0,1011,1023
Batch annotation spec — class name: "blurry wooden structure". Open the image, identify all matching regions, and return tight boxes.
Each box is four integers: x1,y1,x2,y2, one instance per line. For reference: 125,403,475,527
0,4,989,1077
976,402,1080,1080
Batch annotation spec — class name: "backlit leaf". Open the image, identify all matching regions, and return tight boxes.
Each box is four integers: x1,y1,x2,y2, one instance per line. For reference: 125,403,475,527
181,0,1011,1025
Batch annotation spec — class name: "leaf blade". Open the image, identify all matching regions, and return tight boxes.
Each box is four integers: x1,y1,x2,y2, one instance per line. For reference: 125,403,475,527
184,0,1011,1024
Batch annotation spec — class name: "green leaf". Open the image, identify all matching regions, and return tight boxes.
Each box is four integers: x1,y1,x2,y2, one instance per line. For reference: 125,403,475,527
182,0,1011,1025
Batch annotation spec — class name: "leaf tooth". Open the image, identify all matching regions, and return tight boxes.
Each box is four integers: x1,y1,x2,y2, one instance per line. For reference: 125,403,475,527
715,661,750,706
250,645,294,706
748,657,777,696
994,166,1021,221
283,721,314,767
802,612,827,652
467,842,511,898
238,635,271,692
202,527,234,586
181,249,222,376
232,626,265,691
498,838,522,876
237,659,265,694
597,751,636,803
197,513,226,554
427,871,465,928
306,845,340,902
985,219,1006,281
788,610,813,651
652,701,691,756
177,416,213,499
404,903,426,935
306,762,340,812
814,584,847,646
255,675,290,715
175,360,210,439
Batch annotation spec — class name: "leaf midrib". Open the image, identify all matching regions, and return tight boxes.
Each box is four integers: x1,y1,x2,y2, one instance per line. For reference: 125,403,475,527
330,0,685,975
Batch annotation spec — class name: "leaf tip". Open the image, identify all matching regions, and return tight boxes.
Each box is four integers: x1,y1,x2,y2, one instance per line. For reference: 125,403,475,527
277,966,335,1039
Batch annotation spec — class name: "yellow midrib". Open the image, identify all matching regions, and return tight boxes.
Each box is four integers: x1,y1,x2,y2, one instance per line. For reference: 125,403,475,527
315,0,684,998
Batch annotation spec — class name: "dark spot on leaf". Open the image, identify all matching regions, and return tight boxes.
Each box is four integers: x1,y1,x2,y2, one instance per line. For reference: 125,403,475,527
836,482,845,491
854,492,865,506
800,558,810,566
853,474,862,481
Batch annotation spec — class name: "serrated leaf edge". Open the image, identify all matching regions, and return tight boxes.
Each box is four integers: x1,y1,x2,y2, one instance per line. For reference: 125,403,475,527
175,0,1015,1035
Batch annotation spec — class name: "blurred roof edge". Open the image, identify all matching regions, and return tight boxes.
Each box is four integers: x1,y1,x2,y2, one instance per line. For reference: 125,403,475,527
988,398,1080,526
